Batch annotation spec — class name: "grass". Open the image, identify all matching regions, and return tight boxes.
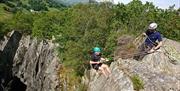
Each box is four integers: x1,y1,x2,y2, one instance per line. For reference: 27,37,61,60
131,75,144,91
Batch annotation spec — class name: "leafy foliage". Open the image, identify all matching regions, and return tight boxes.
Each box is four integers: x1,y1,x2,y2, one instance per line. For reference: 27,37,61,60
28,0,48,11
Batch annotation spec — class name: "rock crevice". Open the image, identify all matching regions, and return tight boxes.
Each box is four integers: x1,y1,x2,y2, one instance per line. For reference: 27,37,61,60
0,31,61,91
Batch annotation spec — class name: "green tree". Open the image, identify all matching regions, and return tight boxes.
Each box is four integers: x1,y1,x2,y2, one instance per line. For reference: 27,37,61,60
32,11,66,39
28,0,48,11
8,11,33,34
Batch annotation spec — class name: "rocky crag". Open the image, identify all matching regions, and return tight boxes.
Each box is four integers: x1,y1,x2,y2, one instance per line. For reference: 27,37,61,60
0,31,61,91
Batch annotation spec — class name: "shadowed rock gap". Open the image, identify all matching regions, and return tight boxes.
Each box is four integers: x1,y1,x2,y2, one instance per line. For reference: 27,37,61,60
9,76,27,91
0,31,23,91
0,31,61,91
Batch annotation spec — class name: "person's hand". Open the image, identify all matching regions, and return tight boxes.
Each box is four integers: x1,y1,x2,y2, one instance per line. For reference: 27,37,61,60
142,33,147,36
148,49,155,53
105,58,109,61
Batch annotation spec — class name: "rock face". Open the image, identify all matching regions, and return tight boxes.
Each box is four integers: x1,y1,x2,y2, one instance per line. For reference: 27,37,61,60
0,31,61,91
88,62,134,91
88,39,180,91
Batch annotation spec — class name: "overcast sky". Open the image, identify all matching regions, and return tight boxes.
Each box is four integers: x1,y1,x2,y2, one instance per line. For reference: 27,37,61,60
113,0,180,9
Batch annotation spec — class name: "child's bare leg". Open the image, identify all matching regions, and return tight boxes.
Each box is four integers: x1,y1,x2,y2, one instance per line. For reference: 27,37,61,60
101,64,111,76
99,67,108,77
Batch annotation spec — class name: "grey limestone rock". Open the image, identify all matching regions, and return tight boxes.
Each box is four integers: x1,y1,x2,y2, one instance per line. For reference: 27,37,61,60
0,31,61,91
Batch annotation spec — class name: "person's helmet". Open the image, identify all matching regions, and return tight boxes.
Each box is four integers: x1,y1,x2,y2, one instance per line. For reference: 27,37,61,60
93,47,101,52
148,23,157,30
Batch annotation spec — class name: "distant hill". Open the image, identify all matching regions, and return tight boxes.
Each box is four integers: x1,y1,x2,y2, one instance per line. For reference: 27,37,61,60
53,0,90,5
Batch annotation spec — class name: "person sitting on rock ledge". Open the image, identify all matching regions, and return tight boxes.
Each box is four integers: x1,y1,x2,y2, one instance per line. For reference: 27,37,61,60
142,22,163,53
90,47,111,78
134,23,163,60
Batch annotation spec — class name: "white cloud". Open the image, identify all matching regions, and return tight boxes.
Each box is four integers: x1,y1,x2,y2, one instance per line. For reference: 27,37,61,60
113,0,132,4
113,0,179,9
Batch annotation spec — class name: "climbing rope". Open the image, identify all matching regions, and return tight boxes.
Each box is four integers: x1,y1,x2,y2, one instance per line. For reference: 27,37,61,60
132,33,180,63
160,39,180,64
163,46,180,64
133,34,146,48
146,35,180,64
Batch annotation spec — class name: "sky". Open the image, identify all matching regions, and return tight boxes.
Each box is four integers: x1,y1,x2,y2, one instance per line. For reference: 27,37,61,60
113,0,180,9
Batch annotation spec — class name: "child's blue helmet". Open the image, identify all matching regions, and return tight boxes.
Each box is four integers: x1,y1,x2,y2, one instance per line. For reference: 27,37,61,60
93,47,101,52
